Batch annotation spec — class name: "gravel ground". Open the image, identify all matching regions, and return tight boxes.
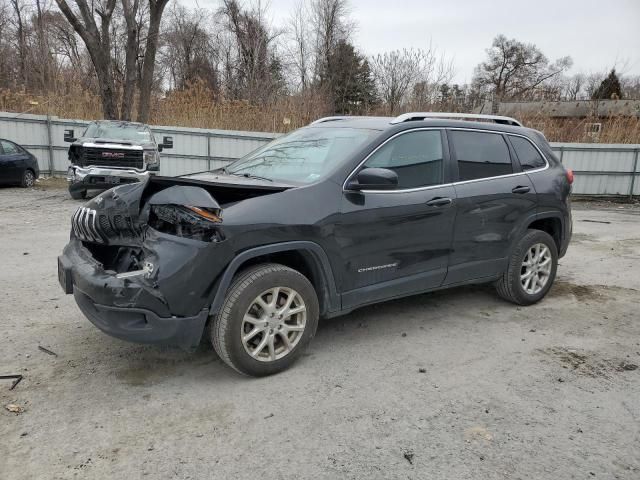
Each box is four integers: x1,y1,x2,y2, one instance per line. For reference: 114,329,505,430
1,183,639,480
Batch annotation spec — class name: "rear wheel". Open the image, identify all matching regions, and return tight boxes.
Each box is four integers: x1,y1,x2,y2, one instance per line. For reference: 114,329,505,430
69,188,87,200
211,263,319,376
21,169,35,188
496,229,558,305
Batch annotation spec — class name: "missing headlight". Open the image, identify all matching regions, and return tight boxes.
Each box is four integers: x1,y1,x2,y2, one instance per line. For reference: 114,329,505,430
149,205,224,242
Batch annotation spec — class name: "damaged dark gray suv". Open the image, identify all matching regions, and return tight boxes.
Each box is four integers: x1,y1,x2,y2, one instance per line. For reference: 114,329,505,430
58,113,573,376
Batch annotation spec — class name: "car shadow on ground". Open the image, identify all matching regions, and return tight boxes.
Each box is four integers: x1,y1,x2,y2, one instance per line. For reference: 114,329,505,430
56,283,508,385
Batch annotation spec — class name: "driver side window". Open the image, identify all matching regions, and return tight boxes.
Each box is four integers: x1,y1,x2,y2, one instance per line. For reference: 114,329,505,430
364,130,444,189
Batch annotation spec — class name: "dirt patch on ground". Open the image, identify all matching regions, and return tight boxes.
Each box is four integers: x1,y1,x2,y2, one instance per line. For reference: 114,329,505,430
549,281,608,300
538,346,638,379
34,177,67,190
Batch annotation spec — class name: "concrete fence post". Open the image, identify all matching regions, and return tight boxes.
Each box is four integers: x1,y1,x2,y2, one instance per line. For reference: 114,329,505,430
207,132,212,171
630,148,639,200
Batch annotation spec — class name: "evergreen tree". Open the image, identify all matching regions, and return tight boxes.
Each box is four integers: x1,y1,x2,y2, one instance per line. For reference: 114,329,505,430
592,69,623,100
326,40,377,114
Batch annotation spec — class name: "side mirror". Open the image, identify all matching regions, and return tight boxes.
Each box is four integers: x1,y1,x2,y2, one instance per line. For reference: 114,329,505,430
162,136,173,150
346,167,398,191
64,129,76,142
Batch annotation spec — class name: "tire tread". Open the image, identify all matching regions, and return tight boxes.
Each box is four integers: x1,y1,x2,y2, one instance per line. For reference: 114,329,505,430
211,263,312,376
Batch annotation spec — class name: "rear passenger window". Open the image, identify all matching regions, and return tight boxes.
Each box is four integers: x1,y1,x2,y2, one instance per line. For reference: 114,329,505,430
365,130,443,189
510,136,546,171
450,131,512,181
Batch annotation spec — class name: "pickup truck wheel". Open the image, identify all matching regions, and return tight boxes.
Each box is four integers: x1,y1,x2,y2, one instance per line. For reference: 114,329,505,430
69,188,87,200
211,263,319,377
496,229,558,305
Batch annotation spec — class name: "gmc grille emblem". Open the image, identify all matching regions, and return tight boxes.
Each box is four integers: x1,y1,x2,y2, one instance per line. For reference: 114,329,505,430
102,152,125,158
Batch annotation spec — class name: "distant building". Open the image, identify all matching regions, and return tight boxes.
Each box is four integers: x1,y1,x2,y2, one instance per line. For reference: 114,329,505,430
475,99,640,118
474,99,639,142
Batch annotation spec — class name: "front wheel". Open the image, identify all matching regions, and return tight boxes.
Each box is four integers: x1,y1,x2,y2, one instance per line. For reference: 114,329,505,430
496,229,558,305
211,263,319,376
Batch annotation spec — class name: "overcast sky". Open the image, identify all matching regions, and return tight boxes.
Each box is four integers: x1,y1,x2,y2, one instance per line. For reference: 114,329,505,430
194,0,640,84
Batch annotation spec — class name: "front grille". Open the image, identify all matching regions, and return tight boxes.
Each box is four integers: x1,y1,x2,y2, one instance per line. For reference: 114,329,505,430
72,207,103,243
72,207,143,244
80,147,143,169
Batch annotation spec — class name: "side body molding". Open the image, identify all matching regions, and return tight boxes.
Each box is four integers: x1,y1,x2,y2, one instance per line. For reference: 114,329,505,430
209,241,341,317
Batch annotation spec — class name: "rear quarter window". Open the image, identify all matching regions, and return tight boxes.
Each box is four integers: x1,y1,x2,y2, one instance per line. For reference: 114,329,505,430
509,136,547,171
449,130,513,181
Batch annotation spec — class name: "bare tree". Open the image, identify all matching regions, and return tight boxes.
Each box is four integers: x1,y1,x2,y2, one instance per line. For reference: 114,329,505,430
309,0,350,84
54,0,168,120
54,0,119,118
285,0,311,90
564,74,584,100
220,0,281,103
9,0,28,86
370,47,453,114
137,0,170,122
161,5,218,91
120,0,139,120
472,35,572,112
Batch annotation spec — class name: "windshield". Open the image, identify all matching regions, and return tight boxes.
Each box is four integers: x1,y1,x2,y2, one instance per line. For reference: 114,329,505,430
84,122,152,142
224,127,377,184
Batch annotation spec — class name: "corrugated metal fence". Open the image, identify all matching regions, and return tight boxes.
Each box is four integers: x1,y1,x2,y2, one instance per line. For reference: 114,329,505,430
0,111,279,177
551,143,640,198
1,111,638,197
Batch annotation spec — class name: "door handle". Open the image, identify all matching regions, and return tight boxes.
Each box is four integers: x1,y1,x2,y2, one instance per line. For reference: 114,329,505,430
512,185,531,194
425,197,452,207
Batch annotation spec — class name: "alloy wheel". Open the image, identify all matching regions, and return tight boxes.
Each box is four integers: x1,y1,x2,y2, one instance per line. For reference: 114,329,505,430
24,171,35,187
520,243,552,295
241,287,307,362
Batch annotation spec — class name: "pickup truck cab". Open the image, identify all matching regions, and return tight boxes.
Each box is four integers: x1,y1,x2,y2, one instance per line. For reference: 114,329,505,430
65,120,173,199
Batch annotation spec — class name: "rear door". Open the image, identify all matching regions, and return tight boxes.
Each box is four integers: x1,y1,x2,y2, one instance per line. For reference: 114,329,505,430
445,129,537,284
336,129,457,309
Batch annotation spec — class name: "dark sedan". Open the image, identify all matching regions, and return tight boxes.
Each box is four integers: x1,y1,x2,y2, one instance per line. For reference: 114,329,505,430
0,139,40,187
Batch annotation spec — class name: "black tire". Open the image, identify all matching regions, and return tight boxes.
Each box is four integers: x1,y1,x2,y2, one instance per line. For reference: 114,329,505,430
21,169,35,188
211,263,319,377
496,229,558,305
69,188,87,200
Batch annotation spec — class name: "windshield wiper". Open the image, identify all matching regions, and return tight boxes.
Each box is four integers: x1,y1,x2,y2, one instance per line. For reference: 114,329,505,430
226,171,273,182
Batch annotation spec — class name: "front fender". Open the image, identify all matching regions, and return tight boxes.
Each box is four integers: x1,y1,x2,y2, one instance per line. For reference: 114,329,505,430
208,241,340,317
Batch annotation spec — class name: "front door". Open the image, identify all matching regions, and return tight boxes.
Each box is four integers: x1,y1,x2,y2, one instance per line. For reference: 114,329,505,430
445,129,538,284
335,129,457,310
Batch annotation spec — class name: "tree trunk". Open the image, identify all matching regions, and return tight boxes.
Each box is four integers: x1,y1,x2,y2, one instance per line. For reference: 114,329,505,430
55,0,118,119
137,0,169,123
121,0,139,121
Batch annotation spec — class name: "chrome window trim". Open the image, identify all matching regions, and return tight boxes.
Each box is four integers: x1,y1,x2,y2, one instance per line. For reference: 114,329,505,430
343,127,550,194
342,127,445,193
503,132,550,175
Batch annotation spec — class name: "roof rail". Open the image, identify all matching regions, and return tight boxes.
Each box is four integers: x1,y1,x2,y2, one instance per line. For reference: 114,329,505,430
390,112,523,127
309,116,351,125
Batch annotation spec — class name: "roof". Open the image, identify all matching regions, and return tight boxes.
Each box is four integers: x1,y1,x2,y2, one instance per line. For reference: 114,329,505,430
307,113,525,131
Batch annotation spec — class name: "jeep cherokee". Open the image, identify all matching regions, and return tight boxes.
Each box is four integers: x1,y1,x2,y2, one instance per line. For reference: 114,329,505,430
57,113,573,376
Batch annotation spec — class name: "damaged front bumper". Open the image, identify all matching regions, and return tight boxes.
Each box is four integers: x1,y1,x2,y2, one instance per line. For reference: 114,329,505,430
58,236,212,351
67,165,152,192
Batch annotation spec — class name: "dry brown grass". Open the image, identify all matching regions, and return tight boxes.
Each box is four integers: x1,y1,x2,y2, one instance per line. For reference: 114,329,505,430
1,86,638,142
